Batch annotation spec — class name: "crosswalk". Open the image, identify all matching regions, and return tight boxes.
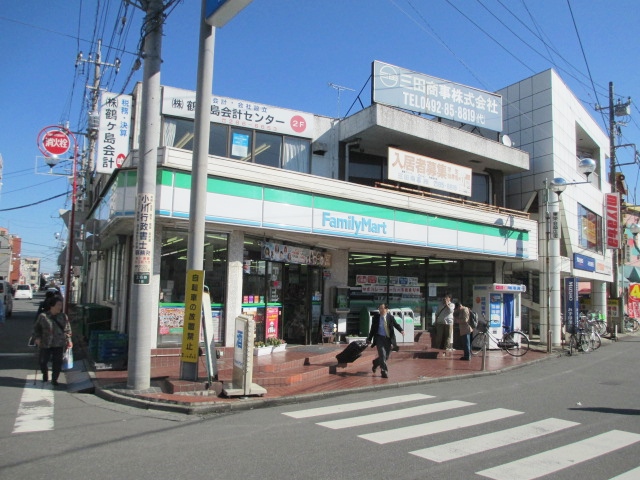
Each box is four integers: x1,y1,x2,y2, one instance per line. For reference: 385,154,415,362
282,393,640,479
12,374,55,434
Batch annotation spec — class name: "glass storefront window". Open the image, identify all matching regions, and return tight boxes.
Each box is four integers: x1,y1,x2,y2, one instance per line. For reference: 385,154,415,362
158,230,228,346
577,203,603,253
254,132,282,168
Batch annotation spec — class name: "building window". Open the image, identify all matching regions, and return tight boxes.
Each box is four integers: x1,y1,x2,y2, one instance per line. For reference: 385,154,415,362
577,204,603,253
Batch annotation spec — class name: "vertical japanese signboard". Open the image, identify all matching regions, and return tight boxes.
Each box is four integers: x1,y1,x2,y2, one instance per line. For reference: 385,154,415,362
605,193,620,248
132,193,154,284
564,277,579,334
181,270,205,363
551,211,560,239
96,92,132,174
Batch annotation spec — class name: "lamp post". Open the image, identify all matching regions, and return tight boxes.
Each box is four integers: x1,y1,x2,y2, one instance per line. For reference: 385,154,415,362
543,158,596,347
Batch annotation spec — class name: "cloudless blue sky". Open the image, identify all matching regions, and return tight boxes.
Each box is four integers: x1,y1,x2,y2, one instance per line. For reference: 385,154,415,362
1,0,639,274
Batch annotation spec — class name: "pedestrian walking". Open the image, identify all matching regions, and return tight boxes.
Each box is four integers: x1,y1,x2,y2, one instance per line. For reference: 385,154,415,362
367,303,404,378
32,295,72,386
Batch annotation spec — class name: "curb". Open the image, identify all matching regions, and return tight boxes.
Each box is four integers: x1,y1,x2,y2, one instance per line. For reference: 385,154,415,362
90,350,561,415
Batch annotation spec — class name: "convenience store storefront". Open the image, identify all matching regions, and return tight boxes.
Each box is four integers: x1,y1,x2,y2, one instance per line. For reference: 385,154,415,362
90,154,537,348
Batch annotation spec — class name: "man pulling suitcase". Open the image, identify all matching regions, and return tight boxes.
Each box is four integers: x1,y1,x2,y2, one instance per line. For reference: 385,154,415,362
367,303,404,378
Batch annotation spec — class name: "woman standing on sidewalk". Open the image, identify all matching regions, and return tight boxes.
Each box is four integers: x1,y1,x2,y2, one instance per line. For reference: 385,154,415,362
32,295,72,385
454,302,472,360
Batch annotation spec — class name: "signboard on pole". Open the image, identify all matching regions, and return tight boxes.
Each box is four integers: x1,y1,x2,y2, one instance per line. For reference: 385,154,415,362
605,193,620,248
180,270,205,363
564,277,579,334
205,0,252,27
132,193,154,285
96,92,132,174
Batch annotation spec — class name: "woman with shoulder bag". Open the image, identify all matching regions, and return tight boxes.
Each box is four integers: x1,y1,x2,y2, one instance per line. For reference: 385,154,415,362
32,295,72,385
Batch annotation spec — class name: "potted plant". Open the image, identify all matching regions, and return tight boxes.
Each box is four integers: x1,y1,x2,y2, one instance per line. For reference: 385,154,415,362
253,341,272,356
266,336,287,353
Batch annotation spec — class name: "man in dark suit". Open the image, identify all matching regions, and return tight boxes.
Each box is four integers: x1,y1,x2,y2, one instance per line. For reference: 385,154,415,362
367,303,404,378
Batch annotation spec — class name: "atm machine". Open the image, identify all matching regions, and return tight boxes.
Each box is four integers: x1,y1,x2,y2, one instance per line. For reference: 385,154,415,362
472,283,525,349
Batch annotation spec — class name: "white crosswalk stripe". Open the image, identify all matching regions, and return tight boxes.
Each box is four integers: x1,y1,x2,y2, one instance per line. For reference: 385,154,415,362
282,393,432,419
609,465,640,479
476,430,640,480
282,396,640,477
410,418,579,462
12,374,55,434
359,408,523,444
318,400,473,430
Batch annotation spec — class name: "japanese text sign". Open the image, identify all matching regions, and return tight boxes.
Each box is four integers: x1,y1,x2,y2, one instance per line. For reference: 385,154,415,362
605,193,620,249
180,270,205,363
96,92,132,174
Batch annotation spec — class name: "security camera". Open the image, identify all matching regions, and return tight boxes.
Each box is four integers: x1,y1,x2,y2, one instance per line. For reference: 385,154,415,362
45,155,60,169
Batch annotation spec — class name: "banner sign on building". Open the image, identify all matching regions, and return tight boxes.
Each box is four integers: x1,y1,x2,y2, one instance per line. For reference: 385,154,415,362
564,277,579,334
96,92,132,174
628,282,640,318
573,253,596,272
388,147,472,196
372,60,503,132
180,270,205,363
162,86,314,138
605,193,620,249
262,241,331,266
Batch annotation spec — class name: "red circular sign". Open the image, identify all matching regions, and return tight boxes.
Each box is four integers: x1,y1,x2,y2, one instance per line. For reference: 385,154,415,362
41,130,71,156
290,115,307,133
116,153,126,168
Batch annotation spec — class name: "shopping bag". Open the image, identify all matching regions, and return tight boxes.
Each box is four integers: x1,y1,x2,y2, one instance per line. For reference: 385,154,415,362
63,347,74,370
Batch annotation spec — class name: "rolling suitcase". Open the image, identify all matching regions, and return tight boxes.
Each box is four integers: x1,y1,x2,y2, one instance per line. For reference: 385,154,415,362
336,340,367,364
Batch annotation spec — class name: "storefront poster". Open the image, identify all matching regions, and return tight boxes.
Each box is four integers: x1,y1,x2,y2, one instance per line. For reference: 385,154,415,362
628,283,640,318
262,241,331,266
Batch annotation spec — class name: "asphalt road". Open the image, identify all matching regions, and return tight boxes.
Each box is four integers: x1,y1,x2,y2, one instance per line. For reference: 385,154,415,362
1,296,639,479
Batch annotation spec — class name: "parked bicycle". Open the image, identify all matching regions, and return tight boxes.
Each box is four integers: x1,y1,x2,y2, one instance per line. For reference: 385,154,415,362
623,314,640,333
567,315,595,355
584,311,607,336
470,314,530,357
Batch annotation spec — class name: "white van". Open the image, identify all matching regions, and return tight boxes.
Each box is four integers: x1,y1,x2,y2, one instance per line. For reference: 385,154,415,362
0,281,14,318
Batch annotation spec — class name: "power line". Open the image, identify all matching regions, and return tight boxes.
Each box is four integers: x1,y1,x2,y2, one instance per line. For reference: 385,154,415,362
0,192,67,212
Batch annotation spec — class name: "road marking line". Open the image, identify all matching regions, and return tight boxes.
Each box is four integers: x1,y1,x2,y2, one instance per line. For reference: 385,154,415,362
609,465,640,479
410,418,579,462
282,393,433,419
318,400,474,430
359,408,523,444
12,374,55,434
476,430,640,480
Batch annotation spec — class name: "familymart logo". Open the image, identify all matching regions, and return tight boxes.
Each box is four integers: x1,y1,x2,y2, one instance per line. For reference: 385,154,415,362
321,211,388,236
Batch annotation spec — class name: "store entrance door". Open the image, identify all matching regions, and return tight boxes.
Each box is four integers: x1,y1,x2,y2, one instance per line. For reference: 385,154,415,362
283,264,322,345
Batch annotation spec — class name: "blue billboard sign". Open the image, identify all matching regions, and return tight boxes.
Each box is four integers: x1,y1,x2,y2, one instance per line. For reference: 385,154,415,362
573,253,596,272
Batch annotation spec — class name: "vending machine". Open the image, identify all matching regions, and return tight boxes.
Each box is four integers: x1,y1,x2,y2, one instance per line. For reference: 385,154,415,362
472,283,525,348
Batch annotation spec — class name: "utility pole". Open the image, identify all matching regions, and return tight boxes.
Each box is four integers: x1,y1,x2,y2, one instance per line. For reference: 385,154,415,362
598,82,632,336
128,0,164,390
76,39,120,304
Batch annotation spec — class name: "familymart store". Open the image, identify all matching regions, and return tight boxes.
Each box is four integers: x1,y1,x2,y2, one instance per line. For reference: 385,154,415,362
89,152,537,348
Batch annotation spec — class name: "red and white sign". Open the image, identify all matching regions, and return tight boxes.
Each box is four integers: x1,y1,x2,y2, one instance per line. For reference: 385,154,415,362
41,129,70,157
605,193,620,249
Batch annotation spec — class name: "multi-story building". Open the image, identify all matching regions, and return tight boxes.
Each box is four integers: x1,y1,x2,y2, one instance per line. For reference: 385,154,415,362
81,64,612,351
20,257,40,287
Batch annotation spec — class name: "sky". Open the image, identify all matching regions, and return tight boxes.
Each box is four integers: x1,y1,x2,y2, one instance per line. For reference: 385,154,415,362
1,0,639,275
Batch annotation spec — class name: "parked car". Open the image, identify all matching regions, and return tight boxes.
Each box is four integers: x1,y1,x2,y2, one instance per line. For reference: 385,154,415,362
0,280,13,317
14,284,33,300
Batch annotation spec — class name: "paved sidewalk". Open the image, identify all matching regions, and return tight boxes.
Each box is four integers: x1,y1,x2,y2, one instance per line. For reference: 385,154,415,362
73,333,560,415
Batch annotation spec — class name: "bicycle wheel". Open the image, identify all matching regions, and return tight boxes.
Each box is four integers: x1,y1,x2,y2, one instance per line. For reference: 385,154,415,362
501,331,529,357
590,332,602,350
595,321,607,336
470,332,486,356
633,319,640,333
579,333,591,353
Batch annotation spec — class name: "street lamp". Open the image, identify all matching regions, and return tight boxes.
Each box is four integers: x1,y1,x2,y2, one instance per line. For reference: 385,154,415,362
543,158,596,348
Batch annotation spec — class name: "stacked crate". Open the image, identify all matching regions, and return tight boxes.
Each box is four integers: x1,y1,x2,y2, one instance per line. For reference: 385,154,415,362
89,331,128,363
